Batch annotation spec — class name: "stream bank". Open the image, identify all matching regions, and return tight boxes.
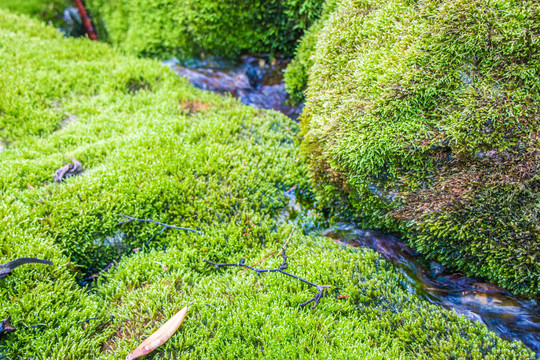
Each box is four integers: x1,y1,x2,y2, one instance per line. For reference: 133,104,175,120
0,10,537,358
325,224,540,356
282,187,540,356
164,56,540,355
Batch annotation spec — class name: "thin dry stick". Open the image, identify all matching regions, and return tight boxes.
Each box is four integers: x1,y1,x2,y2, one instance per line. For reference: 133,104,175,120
0,258,53,279
117,215,202,235
205,230,329,309
240,224,296,274
239,250,279,274
280,224,296,252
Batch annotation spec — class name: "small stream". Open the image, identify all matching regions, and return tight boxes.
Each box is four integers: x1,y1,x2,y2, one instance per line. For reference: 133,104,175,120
163,56,302,119
324,223,540,356
165,58,540,356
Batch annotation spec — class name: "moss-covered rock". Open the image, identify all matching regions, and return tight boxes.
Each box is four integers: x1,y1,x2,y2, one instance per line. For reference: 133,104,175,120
83,0,325,60
284,0,339,105
300,0,540,294
0,10,535,359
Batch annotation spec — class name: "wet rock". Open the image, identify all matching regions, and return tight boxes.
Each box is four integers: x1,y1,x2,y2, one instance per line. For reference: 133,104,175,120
164,55,303,119
60,7,86,38
429,261,445,278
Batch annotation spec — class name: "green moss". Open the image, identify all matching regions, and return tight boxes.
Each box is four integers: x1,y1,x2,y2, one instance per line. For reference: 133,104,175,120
0,0,70,26
0,10,534,359
300,0,540,294
284,0,340,105
84,0,325,60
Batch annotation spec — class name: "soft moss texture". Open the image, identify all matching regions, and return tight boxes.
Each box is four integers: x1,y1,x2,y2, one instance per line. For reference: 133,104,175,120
300,0,540,294
0,10,535,359
84,0,325,60
284,0,339,105
0,0,70,25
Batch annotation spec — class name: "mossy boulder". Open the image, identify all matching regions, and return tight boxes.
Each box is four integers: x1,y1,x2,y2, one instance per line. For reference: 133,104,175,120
284,0,340,105
83,0,325,59
0,10,535,359
300,0,540,294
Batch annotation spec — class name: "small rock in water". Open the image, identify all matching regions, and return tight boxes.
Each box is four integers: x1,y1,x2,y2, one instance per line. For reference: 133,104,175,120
429,261,445,278
61,7,86,38
163,55,303,119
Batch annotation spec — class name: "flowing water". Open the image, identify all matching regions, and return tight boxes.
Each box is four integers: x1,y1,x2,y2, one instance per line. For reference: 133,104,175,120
324,223,540,356
165,58,540,356
163,56,302,119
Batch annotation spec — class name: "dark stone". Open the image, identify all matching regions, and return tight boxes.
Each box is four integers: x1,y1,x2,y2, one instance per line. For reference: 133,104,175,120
429,261,445,278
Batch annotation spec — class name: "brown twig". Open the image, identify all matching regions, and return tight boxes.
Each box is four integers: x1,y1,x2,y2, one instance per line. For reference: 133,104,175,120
280,224,296,252
73,0,98,40
205,232,329,308
240,224,296,274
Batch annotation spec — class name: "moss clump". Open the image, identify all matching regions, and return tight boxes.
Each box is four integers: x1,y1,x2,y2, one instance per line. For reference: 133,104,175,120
284,0,340,105
0,10,535,359
84,0,325,60
300,0,540,294
0,0,70,26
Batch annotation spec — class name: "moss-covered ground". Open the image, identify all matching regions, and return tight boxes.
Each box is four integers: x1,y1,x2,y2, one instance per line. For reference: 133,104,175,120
0,10,535,359
297,0,540,295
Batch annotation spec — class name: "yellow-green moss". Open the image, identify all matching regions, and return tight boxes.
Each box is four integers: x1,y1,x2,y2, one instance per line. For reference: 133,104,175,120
284,0,340,105
84,0,325,60
0,0,70,26
0,10,535,359
300,0,540,294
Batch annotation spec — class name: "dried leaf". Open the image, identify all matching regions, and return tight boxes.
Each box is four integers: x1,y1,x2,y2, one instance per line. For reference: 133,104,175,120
337,295,350,300
125,306,188,360
54,163,72,183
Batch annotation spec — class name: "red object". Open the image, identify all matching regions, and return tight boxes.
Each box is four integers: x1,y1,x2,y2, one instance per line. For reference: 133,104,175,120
73,0,98,40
